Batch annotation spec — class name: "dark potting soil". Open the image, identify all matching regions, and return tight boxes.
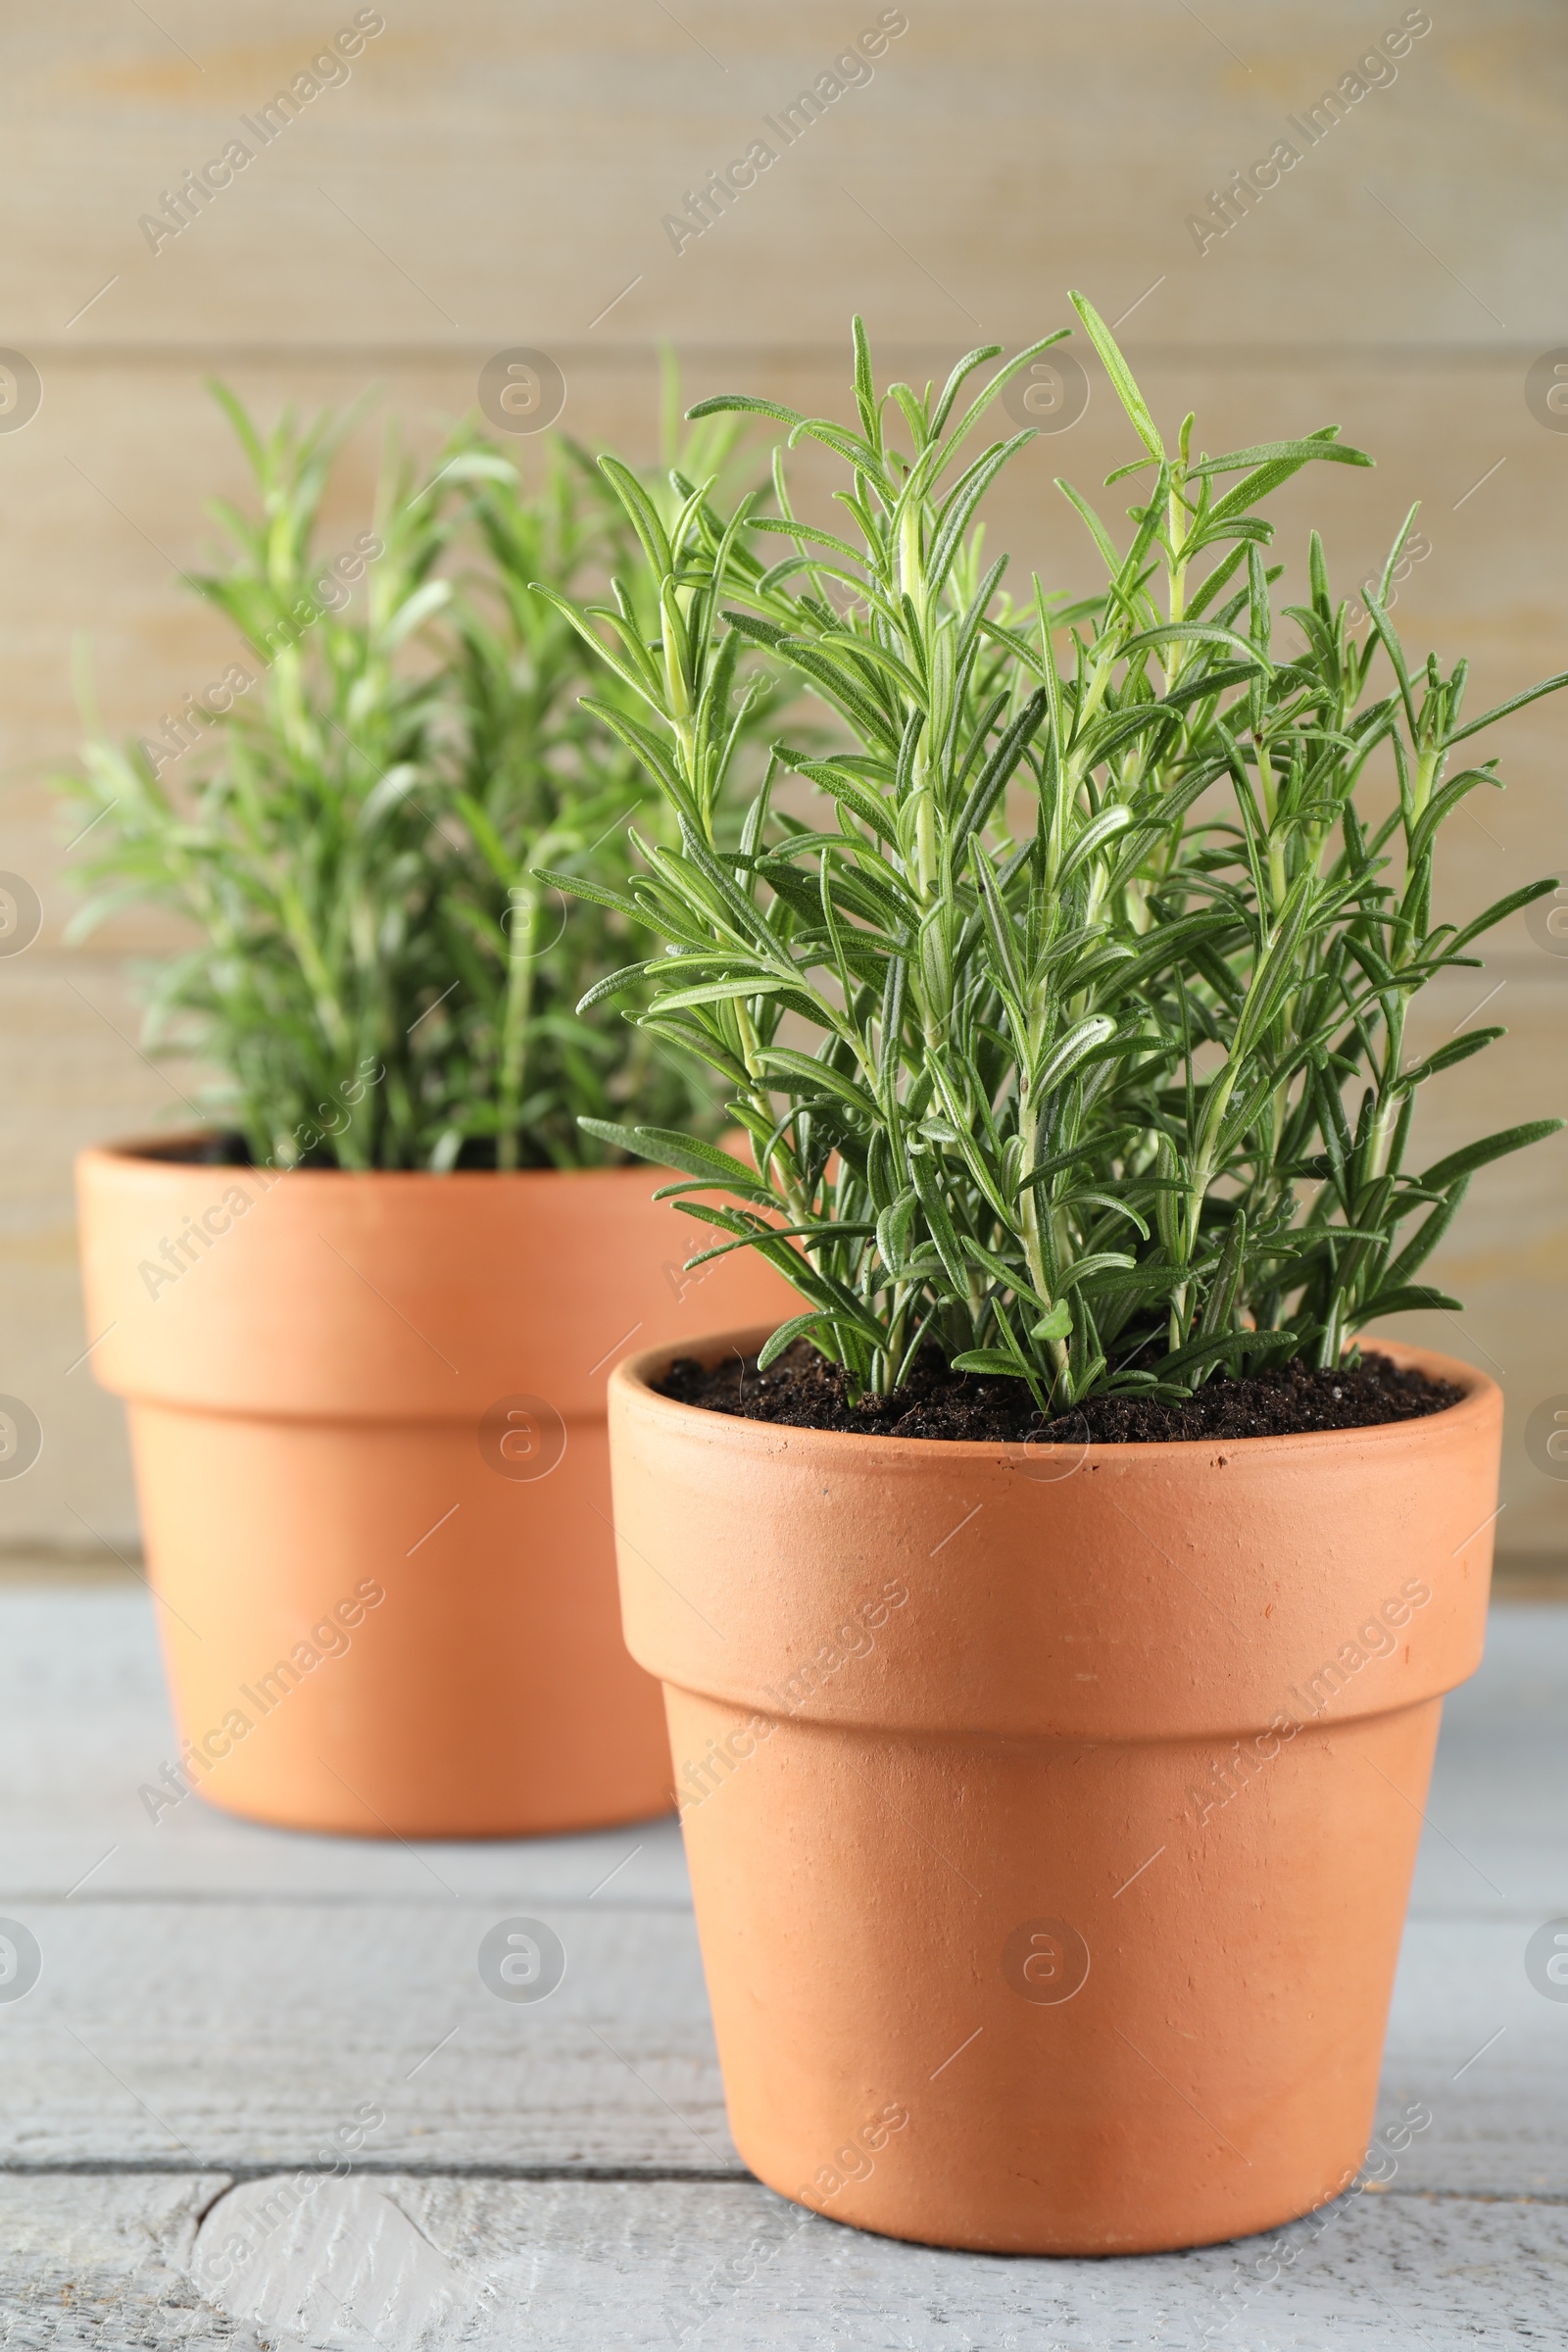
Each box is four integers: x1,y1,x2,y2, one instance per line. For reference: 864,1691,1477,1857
141,1132,255,1165
133,1131,622,1172
655,1339,1464,1446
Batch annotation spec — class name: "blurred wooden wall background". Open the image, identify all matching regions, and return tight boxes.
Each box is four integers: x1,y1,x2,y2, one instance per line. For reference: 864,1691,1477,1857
2,0,1565,1558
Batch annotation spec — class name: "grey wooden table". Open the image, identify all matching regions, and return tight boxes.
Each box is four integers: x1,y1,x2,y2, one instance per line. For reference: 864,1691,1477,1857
1,1573,1565,2350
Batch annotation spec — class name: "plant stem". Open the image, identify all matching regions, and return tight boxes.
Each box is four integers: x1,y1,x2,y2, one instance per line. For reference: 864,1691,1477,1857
496,883,537,1170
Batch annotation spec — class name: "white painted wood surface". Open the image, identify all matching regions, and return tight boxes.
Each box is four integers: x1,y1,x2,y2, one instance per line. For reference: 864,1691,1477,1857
0,1580,1565,2343
3,2173,1568,2351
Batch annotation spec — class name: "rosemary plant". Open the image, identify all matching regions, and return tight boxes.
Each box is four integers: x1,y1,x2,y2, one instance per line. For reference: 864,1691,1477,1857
540,300,1566,1405
60,390,716,1170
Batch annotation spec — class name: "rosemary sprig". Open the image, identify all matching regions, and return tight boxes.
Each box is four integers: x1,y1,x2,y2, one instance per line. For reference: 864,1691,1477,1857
544,303,1565,1404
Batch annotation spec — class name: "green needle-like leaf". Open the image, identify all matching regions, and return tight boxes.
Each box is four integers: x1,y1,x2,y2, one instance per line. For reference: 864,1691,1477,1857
518,311,1565,1403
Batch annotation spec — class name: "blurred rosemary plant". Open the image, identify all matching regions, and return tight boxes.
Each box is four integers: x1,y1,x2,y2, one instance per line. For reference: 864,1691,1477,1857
60,387,745,1170
540,300,1566,1405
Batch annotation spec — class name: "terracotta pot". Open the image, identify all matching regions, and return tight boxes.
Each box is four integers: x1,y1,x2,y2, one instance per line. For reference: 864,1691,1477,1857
608,1328,1502,2255
75,1140,792,1838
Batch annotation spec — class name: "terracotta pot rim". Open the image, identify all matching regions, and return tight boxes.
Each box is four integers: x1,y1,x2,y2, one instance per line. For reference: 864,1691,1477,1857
612,1323,1497,1465
79,1132,667,1187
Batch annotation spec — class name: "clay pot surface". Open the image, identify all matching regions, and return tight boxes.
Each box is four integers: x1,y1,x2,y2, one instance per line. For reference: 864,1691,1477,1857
76,1140,792,1837
608,1327,1502,2253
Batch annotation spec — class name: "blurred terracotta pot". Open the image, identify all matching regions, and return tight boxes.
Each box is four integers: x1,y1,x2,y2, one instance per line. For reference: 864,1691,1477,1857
75,1139,791,1838
608,1328,1501,2254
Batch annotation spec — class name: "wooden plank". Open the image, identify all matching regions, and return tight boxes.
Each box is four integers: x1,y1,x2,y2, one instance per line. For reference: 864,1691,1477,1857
0,1895,738,2172
232,2177,1568,2349
1,1895,1560,2190
5,331,1568,1556
1,2,1561,347
1382,984,1568,1559
0,1586,698,1904
0,2175,250,2352
7,1589,1562,1907
0,1588,1563,2188
3,2172,1567,2350
0,1585,1563,2340
1410,1604,1568,1914
6,344,1567,787
4,0,1568,1557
